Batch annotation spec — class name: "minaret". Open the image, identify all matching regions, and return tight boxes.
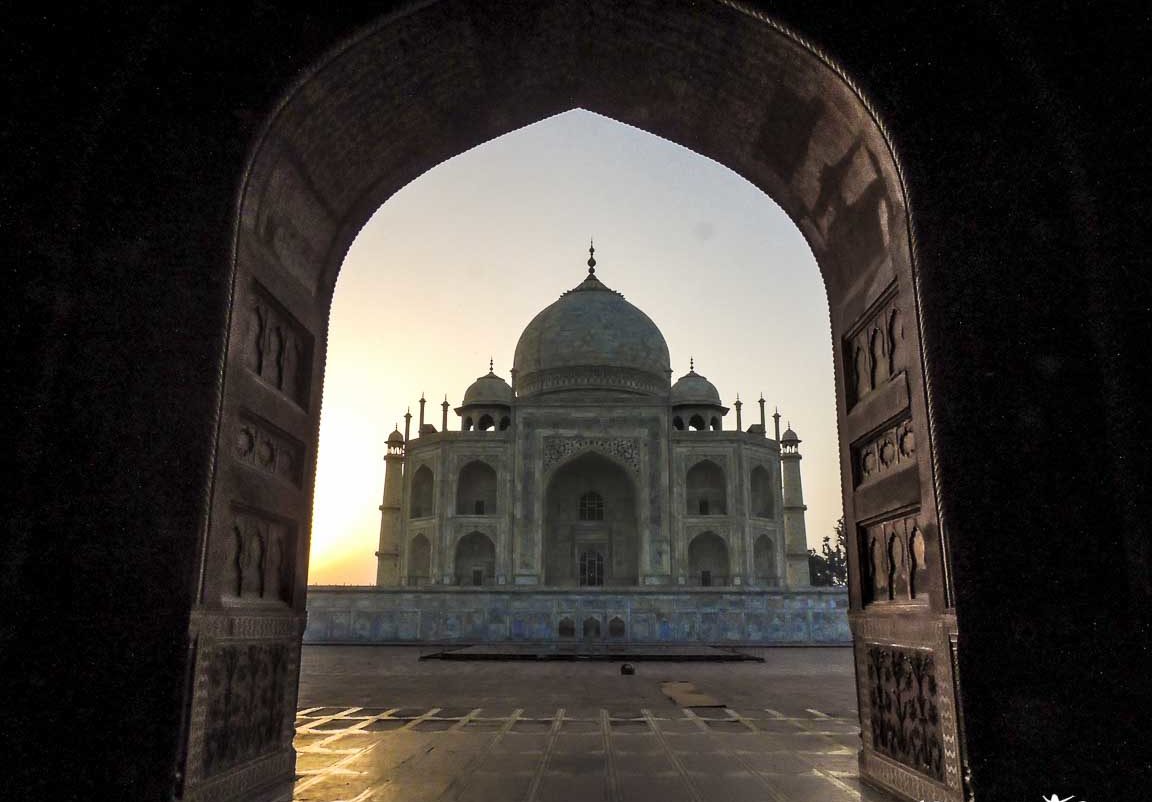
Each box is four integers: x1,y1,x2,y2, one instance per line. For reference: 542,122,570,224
734,395,743,431
758,394,767,437
772,407,781,443
418,393,426,430
780,422,811,586
375,425,406,586
441,395,449,432
403,408,412,443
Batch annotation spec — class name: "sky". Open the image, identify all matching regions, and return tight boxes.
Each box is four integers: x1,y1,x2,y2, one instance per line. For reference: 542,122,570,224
307,109,841,585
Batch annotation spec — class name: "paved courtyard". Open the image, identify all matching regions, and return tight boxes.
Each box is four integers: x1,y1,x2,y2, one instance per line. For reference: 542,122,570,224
294,645,896,802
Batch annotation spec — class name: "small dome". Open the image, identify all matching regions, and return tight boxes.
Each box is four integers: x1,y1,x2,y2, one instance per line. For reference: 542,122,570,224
670,369,721,406
781,426,800,443
462,370,513,406
386,428,405,445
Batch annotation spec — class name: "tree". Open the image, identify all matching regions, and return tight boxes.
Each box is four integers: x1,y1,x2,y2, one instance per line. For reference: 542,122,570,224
808,516,848,586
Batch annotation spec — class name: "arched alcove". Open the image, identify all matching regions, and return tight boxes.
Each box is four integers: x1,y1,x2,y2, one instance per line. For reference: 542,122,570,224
750,465,775,518
407,534,431,587
688,532,729,586
686,460,727,516
543,453,638,586
409,465,434,519
753,535,778,586
456,461,497,515
453,531,495,586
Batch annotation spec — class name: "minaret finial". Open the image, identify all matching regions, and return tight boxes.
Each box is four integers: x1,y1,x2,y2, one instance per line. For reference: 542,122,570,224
689,356,694,372
587,238,596,274
489,357,494,373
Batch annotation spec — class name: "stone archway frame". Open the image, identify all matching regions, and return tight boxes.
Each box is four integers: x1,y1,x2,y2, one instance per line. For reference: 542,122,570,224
186,2,958,801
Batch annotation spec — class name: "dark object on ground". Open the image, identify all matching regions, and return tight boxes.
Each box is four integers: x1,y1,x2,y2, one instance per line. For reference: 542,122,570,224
621,663,635,675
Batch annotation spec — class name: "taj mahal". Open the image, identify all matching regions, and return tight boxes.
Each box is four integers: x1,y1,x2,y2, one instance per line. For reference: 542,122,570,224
304,247,849,645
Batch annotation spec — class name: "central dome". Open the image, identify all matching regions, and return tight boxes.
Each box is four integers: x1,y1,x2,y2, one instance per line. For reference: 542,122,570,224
513,265,671,398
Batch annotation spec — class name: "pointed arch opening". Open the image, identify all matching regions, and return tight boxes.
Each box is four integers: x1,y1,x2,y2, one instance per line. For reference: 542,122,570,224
409,466,434,519
454,531,496,586
688,532,730,587
407,534,431,587
456,460,497,515
544,453,638,586
200,1,955,798
686,460,727,515
753,535,778,586
750,465,775,518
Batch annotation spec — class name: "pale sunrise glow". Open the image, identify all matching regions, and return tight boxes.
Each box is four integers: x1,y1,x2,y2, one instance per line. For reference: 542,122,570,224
308,109,840,585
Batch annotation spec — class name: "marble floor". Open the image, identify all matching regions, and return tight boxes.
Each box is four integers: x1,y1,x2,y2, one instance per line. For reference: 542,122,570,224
293,645,897,802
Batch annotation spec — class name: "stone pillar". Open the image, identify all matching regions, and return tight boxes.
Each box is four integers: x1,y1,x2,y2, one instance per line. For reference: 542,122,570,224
780,426,810,586
375,437,405,586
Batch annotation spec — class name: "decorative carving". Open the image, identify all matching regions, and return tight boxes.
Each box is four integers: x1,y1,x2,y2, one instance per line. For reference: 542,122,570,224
845,286,906,408
202,642,292,776
861,751,954,802
860,513,927,604
948,636,973,799
909,527,927,600
866,644,944,782
190,611,304,639
225,510,295,605
855,417,914,485
543,436,641,475
233,413,304,487
183,750,295,802
242,282,313,408
517,365,667,397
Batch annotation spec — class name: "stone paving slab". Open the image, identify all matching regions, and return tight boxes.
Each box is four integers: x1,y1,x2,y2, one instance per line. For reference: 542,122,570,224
293,645,897,801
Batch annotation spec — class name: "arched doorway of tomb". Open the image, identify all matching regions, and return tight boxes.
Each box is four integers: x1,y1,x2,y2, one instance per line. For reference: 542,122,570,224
688,531,730,587
453,531,496,586
543,453,639,587
186,2,960,801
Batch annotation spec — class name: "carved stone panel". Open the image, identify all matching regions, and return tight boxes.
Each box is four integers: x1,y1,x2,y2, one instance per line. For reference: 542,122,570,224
201,641,292,777
542,436,640,476
860,513,928,605
224,509,295,605
845,287,907,409
854,417,915,486
233,412,305,487
241,281,313,409
866,644,944,782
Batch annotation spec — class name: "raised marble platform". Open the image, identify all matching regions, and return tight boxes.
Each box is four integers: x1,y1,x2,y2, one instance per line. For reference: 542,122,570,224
420,643,763,661
303,586,850,645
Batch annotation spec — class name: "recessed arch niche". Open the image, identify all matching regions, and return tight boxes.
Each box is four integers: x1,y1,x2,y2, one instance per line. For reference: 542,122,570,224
193,2,954,800
542,452,639,587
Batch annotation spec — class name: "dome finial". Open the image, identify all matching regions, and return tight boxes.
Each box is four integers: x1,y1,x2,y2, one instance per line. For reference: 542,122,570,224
489,357,494,374
587,238,596,274
689,356,695,372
